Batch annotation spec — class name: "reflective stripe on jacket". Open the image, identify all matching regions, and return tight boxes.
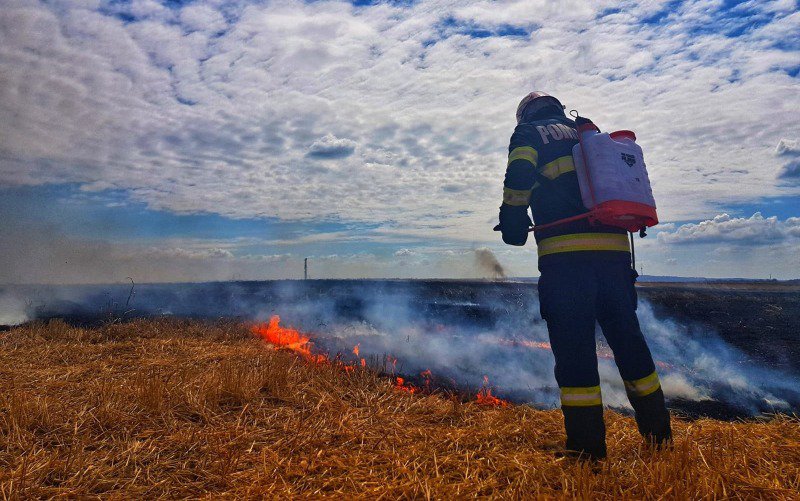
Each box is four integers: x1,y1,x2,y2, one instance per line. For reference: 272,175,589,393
537,233,630,258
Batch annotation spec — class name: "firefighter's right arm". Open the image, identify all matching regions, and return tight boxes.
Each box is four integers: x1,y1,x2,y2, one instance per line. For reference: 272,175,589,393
498,130,537,246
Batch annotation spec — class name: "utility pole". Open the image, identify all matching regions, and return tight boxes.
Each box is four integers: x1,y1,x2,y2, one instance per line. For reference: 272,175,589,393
304,258,308,280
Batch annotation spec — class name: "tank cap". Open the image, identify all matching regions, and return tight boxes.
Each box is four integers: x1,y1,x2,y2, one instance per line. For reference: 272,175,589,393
610,130,636,141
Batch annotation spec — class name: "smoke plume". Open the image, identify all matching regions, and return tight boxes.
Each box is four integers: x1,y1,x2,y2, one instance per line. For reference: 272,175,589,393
475,248,506,280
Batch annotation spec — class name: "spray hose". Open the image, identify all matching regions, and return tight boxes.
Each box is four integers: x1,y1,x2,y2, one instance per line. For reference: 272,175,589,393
527,212,591,232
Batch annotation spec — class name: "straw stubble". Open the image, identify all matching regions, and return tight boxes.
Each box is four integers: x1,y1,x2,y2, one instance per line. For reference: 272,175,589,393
1,319,798,499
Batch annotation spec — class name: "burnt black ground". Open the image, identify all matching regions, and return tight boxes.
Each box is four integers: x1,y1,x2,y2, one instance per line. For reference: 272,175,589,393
638,283,800,374
2,279,799,419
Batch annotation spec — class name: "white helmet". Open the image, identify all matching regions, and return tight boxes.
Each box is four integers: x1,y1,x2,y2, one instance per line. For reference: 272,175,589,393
516,91,564,124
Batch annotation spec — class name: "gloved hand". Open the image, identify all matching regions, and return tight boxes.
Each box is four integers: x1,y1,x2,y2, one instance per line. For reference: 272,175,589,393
496,205,532,246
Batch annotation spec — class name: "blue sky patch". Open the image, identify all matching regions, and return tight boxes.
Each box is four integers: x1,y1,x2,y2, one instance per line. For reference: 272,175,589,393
0,183,435,260
432,16,531,42
711,195,800,221
640,0,683,25
0,184,340,243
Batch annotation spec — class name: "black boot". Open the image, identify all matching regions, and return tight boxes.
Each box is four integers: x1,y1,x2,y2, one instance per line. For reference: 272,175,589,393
562,406,607,460
629,388,671,446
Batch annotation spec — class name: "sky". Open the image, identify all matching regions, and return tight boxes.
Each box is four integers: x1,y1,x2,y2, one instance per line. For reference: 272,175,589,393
0,0,798,283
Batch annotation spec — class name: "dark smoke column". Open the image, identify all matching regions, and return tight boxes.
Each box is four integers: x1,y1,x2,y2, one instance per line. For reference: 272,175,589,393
475,248,506,280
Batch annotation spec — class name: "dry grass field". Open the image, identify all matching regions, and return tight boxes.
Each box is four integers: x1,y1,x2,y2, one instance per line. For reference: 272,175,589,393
1,318,799,499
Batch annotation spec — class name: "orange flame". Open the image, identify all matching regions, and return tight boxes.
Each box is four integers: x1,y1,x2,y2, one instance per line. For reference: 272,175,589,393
395,377,416,394
476,375,508,407
250,315,327,364
252,316,516,407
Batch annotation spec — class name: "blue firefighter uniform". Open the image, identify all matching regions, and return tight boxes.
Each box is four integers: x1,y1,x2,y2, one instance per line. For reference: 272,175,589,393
499,98,671,459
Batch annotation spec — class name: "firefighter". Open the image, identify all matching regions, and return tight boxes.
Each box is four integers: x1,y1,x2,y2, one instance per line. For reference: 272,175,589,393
496,92,671,460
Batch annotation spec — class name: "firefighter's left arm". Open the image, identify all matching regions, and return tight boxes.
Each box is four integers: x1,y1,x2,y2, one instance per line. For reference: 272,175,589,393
498,129,537,246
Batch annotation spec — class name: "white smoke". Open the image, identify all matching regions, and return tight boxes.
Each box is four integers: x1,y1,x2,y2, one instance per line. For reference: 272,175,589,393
310,298,800,414
660,373,710,401
268,284,800,415
0,291,28,326
2,280,798,416
635,301,798,412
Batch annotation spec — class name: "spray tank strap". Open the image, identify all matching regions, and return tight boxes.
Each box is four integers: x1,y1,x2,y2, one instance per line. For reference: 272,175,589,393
528,212,592,233
527,168,593,233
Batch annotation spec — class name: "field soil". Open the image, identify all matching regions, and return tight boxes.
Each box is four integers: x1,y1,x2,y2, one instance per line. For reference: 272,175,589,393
2,319,799,499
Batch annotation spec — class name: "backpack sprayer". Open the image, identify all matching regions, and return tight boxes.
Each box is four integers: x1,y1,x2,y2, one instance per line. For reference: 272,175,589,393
526,111,659,270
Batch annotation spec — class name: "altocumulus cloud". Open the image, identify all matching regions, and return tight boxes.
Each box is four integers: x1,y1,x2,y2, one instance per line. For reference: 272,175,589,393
776,139,800,181
1,0,798,234
307,134,358,159
658,213,800,245
394,248,416,257
155,247,235,260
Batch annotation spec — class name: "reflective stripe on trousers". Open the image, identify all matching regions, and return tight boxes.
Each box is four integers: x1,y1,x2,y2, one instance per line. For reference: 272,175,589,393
560,386,602,407
624,370,661,397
